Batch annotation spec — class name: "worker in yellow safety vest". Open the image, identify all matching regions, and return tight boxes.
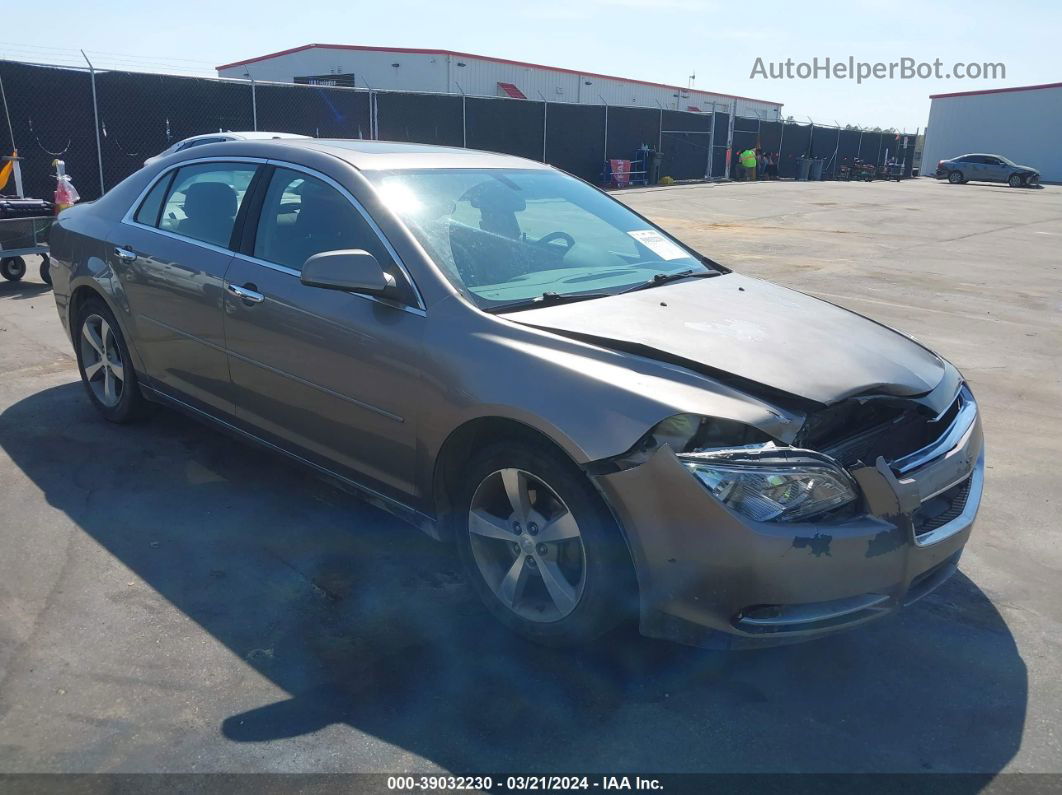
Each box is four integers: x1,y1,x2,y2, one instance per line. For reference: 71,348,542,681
739,147,758,181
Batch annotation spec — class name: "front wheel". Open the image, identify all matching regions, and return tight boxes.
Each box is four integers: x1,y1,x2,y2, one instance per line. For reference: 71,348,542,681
454,440,636,646
39,255,52,285
1008,173,1023,188
947,171,964,185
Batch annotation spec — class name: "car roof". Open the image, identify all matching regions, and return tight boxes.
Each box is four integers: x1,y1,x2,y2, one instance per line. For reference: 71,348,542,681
229,131,312,140
219,138,554,171
178,131,310,143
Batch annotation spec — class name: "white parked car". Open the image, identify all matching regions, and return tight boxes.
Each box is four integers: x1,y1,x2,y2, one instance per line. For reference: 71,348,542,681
143,131,310,167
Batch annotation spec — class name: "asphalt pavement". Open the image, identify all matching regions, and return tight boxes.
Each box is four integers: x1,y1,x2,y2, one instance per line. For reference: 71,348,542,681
0,177,1058,776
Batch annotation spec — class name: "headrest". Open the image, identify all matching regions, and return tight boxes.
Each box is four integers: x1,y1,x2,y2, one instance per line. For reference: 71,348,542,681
183,181,237,219
469,182,526,214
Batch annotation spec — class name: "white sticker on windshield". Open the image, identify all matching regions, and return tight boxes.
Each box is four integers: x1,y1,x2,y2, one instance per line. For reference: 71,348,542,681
627,230,688,261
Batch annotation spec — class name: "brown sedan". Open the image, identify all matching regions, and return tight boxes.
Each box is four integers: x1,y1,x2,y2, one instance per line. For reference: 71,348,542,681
47,139,983,648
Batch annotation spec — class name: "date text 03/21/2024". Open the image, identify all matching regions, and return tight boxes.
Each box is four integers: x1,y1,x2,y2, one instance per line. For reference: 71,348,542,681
386,776,664,791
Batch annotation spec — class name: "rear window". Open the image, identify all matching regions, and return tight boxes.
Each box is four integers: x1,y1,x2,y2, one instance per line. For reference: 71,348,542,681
133,173,172,227
157,163,258,248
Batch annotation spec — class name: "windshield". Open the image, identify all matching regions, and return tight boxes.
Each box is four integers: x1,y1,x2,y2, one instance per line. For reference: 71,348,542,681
367,168,716,310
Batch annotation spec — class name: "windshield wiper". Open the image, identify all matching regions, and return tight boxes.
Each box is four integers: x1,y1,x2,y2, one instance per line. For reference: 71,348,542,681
484,290,612,314
618,269,718,294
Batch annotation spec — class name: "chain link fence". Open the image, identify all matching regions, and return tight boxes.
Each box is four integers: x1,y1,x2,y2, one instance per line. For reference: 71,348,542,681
0,58,917,202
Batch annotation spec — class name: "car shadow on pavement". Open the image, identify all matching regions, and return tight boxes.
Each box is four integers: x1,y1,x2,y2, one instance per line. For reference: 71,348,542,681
0,280,52,300
0,383,1028,775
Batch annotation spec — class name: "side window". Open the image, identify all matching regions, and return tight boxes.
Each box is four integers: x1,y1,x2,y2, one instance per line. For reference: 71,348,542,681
133,173,172,227
253,168,393,273
158,162,258,247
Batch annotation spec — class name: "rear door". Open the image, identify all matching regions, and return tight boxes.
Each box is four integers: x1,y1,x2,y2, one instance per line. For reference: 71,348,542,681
118,159,261,415
222,163,426,500
962,155,986,181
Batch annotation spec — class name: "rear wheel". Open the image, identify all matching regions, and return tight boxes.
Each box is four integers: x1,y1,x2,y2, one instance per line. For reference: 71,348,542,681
1,256,26,282
947,171,964,185
454,440,635,646
74,297,145,423
1008,173,1023,188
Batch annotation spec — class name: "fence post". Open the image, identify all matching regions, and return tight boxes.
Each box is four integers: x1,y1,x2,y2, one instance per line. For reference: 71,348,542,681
455,82,466,148
704,112,713,180
372,91,378,140
600,97,608,167
539,93,548,163
0,68,14,153
776,118,785,169
656,102,663,154
250,77,257,131
725,99,735,179
831,127,840,177
81,50,105,197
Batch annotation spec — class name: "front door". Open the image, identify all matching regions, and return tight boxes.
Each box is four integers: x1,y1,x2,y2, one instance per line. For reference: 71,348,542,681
222,165,425,500
118,160,260,414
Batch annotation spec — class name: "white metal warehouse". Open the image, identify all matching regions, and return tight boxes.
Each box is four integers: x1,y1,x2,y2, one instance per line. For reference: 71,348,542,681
216,43,782,119
921,81,1062,182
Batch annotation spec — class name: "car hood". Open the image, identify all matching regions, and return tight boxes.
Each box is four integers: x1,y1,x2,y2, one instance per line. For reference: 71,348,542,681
506,273,945,407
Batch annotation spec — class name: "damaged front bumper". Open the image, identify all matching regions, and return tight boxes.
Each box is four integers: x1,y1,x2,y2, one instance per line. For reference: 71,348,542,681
594,395,984,649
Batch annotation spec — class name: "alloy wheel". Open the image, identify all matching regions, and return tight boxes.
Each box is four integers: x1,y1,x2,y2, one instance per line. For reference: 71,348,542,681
80,313,125,407
467,468,587,623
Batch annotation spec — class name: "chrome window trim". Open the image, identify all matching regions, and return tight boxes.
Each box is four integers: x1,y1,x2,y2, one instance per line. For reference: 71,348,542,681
118,222,244,260
118,156,427,313
119,156,270,226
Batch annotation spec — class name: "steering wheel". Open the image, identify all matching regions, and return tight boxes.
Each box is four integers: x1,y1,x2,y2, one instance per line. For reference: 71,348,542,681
534,231,576,252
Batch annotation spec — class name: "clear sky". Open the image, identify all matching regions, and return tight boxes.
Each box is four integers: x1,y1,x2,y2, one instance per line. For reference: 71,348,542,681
2,0,1057,132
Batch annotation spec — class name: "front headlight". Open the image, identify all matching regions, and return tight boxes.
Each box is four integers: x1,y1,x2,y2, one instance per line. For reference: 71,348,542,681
680,449,857,523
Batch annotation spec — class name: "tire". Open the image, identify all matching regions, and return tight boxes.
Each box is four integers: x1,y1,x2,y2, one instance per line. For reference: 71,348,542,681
73,297,146,423
39,255,52,285
947,171,964,185
453,439,636,646
1,256,26,282
1008,173,1023,188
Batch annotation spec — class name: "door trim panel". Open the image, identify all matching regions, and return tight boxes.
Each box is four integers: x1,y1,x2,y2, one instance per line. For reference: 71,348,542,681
225,346,405,423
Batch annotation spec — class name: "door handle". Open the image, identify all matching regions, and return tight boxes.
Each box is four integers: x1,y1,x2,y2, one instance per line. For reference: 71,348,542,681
114,246,137,263
227,283,264,304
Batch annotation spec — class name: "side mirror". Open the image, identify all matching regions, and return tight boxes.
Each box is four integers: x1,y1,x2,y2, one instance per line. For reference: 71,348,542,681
300,249,397,297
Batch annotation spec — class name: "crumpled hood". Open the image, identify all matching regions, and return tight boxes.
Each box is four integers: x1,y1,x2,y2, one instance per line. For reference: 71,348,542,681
507,273,945,406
